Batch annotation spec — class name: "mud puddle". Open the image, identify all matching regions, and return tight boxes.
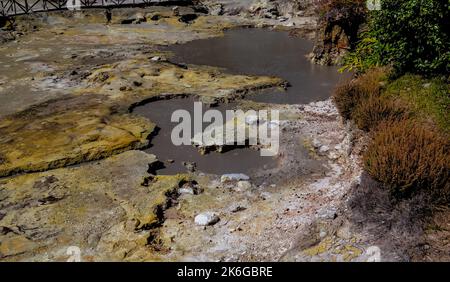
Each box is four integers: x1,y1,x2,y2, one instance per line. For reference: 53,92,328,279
134,28,346,176
164,28,349,104
133,97,277,175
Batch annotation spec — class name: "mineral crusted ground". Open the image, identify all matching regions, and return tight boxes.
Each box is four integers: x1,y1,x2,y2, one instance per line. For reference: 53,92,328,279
0,4,441,262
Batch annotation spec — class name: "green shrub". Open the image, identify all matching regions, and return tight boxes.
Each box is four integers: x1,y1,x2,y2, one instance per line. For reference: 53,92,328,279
364,119,450,201
344,0,449,75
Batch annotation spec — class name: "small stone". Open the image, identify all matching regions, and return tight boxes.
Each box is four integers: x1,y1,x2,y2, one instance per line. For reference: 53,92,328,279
166,159,174,164
194,212,220,226
151,56,161,62
178,187,195,195
221,174,250,183
312,139,321,149
318,145,330,155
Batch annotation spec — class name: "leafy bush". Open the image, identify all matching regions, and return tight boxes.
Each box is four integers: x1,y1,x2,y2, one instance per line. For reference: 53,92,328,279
345,0,450,75
352,94,410,131
340,36,379,72
364,119,450,201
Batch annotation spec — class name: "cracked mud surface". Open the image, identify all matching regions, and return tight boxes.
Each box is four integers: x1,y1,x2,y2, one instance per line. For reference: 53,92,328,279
0,5,429,261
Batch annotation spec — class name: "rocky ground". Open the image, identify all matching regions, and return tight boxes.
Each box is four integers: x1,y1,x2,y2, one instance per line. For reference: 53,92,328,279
1,4,445,262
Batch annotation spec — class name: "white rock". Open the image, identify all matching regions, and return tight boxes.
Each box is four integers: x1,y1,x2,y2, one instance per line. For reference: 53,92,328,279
334,144,343,151
312,139,321,149
319,145,330,155
194,212,220,226
221,174,250,183
151,56,161,61
178,187,194,195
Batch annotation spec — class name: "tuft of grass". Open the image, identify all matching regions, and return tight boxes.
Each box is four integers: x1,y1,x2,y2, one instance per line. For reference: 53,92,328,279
364,119,450,201
333,67,388,121
352,94,410,131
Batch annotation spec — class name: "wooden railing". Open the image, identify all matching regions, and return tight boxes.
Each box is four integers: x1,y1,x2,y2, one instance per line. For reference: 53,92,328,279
0,0,191,16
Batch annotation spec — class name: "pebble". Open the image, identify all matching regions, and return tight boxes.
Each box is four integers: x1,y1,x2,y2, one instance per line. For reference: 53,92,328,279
312,138,321,149
178,187,195,195
319,145,330,155
194,212,220,226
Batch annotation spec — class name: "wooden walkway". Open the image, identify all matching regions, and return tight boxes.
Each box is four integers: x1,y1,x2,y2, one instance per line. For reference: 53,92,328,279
0,0,189,16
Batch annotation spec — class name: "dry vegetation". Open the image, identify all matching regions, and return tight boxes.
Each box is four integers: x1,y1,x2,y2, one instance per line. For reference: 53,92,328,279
333,67,449,203
364,119,449,201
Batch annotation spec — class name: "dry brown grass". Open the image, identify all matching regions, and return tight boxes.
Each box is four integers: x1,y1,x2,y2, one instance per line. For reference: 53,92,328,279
352,94,410,131
333,67,387,121
364,119,450,201
333,79,362,119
